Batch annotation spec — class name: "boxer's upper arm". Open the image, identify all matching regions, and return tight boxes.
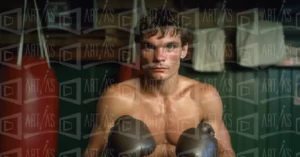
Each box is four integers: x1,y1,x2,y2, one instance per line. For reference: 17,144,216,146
84,84,133,157
199,85,235,156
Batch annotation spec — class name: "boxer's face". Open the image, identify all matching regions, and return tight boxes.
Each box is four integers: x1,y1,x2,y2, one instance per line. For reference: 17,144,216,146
140,27,188,81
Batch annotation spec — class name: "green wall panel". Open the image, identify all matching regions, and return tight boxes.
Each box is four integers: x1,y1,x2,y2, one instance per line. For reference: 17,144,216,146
51,62,120,156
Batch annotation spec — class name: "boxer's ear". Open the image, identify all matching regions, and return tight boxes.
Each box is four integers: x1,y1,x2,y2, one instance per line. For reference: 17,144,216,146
181,43,188,59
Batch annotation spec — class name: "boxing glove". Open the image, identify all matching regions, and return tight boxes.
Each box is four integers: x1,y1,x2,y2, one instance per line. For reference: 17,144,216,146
176,123,218,157
102,115,156,157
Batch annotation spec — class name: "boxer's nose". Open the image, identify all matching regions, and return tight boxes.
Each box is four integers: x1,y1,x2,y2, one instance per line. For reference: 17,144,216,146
154,48,166,62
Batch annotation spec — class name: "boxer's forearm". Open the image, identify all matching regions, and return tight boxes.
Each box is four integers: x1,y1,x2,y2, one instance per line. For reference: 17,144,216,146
219,149,236,157
84,130,108,157
216,128,236,157
217,141,235,157
83,147,103,157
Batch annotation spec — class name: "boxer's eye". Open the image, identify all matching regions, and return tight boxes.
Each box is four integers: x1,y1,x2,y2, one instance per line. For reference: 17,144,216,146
144,43,155,51
165,44,177,51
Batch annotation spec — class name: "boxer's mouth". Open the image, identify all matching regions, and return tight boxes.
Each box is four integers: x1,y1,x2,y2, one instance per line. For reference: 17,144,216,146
151,67,168,72
152,67,168,69
151,67,168,70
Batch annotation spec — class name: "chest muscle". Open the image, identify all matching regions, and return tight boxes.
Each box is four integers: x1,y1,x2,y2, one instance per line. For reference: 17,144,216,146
131,97,203,145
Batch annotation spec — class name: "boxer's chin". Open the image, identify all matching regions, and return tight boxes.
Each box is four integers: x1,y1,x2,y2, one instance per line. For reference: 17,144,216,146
146,71,170,81
150,74,166,81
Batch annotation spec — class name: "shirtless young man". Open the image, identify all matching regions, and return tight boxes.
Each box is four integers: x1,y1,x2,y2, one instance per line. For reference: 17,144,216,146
84,9,236,157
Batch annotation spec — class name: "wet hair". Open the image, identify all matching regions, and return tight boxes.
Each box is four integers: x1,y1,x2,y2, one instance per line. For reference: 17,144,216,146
134,8,189,46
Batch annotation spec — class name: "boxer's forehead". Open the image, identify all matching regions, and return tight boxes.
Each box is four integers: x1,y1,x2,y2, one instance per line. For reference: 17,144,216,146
141,27,182,45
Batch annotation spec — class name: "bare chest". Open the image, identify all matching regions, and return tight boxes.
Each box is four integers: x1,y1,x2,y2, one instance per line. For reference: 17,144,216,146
131,96,204,145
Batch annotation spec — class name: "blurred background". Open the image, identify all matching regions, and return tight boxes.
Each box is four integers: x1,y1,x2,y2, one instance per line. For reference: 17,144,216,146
0,0,300,156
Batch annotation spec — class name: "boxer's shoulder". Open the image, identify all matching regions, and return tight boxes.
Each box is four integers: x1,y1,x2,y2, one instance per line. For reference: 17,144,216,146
101,78,139,101
179,75,218,101
181,76,222,112
97,79,139,116
192,81,223,116
181,76,223,121
195,83,220,105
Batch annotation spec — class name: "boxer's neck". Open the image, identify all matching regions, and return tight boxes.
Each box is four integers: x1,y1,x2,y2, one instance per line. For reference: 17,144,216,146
140,73,180,97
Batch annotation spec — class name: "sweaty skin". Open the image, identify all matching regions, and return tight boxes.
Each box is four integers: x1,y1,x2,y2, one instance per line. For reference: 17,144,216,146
84,28,235,157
